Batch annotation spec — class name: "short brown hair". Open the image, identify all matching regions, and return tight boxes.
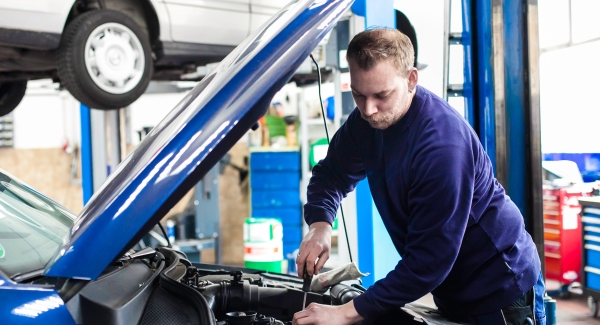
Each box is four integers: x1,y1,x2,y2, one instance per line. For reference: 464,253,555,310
346,28,414,75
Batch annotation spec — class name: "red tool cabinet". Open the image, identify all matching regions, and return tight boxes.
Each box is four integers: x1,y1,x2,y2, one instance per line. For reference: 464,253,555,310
543,186,592,284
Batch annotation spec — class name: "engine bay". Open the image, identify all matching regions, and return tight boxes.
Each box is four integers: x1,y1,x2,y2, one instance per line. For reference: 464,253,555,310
60,247,455,325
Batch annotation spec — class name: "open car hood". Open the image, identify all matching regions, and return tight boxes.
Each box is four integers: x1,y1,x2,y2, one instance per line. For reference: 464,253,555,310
45,0,354,280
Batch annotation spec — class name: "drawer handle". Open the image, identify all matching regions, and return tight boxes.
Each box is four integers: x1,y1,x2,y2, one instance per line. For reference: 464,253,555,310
544,240,561,246
543,219,560,225
585,226,600,233
544,211,559,216
584,207,600,215
585,235,600,243
582,216,600,224
585,266,600,276
544,228,560,234
545,252,561,259
585,244,600,252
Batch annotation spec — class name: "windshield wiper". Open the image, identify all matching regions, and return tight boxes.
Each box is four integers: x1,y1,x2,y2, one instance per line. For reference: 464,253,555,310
118,246,157,262
11,268,44,283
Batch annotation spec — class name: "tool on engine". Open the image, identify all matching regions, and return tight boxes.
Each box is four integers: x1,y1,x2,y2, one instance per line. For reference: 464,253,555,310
302,264,313,309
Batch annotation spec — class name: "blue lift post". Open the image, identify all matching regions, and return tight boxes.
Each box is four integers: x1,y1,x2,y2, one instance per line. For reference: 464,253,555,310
463,0,544,260
80,103,94,205
466,0,548,318
351,0,398,287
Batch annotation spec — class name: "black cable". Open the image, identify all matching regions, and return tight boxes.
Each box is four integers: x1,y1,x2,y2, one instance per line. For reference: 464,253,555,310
309,54,353,264
158,222,172,248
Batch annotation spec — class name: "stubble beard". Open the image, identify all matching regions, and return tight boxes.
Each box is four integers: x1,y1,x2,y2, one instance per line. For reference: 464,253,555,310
360,111,397,130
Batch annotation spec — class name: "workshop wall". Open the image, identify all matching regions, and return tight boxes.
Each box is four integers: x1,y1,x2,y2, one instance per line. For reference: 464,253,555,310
0,148,83,213
218,141,250,266
0,82,83,213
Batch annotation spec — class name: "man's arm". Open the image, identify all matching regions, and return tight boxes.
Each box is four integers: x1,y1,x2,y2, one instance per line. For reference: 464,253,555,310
352,122,476,320
297,110,367,277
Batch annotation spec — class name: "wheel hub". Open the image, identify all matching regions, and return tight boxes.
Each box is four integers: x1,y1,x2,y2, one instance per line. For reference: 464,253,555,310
108,49,123,67
84,23,144,94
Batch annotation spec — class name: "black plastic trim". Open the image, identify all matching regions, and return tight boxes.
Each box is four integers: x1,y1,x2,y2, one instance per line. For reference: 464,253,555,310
155,41,235,66
0,28,61,50
159,248,216,325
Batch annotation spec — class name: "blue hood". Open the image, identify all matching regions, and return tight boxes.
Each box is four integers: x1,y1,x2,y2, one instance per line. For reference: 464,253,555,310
45,0,354,280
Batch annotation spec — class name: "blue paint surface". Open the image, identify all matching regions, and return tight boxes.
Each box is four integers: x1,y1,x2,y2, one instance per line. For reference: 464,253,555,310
544,153,600,182
351,1,365,17
0,277,76,325
356,179,374,287
503,0,527,217
371,199,400,282
474,0,497,173
79,104,93,205
461,0,475,127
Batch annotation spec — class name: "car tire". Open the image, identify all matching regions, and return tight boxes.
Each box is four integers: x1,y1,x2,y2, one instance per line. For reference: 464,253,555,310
58,10,153,110
0,81,27,116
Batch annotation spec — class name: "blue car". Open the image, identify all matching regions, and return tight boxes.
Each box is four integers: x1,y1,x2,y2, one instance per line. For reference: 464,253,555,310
0,1,460,324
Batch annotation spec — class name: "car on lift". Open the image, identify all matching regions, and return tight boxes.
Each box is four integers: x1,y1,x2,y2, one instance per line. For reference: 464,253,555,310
0,1,457,324
0,0,284,116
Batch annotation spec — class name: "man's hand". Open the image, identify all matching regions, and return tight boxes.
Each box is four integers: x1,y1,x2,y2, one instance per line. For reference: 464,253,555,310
296,222,332,277
292,301,363,325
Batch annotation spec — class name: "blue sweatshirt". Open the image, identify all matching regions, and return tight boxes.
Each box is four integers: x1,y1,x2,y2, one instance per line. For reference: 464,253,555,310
304,86,541,319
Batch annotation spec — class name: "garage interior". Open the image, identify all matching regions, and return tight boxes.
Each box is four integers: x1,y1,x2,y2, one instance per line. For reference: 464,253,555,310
1,0,600,324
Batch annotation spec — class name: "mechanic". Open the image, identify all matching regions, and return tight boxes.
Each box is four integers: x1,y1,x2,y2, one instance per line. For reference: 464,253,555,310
293,28,545,325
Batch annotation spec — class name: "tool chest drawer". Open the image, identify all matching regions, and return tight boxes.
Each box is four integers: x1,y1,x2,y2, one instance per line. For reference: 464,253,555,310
585,267,600,291
250,151,300,171
251,171,300,189
251,190,300,208
543,186,590,283
252,208,302,225
578,197,600,299
586,244,600,269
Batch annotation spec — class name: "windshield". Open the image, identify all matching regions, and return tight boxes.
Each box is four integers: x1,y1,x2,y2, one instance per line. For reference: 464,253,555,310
0,170,75,278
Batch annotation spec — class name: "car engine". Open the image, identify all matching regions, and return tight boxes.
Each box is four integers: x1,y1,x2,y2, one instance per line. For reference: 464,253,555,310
60,247,446,325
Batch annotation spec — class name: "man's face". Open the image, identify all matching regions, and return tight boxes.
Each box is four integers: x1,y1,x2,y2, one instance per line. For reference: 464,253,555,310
349,59,416,130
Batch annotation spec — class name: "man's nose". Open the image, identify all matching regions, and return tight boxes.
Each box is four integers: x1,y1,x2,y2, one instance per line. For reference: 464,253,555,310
364,99,377,116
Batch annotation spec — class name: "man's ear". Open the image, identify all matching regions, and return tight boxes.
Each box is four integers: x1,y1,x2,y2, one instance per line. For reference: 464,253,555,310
408,68,418,92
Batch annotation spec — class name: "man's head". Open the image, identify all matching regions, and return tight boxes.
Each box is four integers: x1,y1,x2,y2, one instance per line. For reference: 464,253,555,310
346,28,418,129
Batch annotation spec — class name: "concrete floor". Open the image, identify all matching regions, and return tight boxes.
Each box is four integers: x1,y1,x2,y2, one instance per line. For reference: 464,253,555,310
414,293,600,324
555,295,600,325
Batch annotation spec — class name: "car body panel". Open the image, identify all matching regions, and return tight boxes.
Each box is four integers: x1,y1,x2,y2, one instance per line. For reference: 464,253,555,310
150,0,173,42
0,0,74,34
45,0,354,280
164,0,251,45
0,273,75,325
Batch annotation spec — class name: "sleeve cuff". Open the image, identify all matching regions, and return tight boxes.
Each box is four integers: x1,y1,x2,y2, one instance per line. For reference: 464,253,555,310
303,206,335,226
353,291,382,321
